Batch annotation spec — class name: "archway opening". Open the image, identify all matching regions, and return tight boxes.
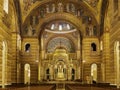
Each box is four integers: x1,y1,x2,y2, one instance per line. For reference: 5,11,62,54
91,63,97,83
24,64,31,84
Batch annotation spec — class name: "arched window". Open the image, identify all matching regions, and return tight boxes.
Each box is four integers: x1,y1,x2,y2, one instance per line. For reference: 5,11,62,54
91,64,97,82
25,43,30,52
3,0,8,14
24,64,30,84
114,0,118,12
91,43,97,51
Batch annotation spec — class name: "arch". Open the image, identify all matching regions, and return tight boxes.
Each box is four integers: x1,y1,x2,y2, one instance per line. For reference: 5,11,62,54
91,43,97,51
42,31,79,51
2,41,7,88
37,13,85,36
25,43,30,52
22,0,97,25
91,63,97,82
24,64,30,84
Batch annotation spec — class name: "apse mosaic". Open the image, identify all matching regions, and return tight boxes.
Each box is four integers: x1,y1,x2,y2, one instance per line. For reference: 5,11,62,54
22,1,98,37
47,37,75,53
22,0,99,13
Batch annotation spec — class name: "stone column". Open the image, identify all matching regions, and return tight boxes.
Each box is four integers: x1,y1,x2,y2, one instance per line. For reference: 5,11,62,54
102,29,111,83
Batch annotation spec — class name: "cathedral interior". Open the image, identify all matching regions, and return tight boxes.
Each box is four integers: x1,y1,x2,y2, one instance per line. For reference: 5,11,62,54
0,0,120,90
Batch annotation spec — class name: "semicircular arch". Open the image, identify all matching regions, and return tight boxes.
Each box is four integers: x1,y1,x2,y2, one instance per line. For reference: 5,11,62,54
37,12,85,36
22,0,98,25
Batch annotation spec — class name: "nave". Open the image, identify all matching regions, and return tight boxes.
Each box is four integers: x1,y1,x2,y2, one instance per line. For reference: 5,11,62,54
1,0,120,89
0,81,120,90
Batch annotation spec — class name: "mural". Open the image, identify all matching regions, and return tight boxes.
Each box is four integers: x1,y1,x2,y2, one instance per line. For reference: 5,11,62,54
22,2,97,37
24,25,36,36
86,25,97,36
47,37,75,53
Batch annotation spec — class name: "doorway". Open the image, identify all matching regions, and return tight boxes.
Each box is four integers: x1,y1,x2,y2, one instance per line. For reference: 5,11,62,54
24,64,30,84
91,63,97,83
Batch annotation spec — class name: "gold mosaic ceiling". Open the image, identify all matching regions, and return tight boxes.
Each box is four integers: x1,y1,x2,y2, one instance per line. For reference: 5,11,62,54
19,0,104,37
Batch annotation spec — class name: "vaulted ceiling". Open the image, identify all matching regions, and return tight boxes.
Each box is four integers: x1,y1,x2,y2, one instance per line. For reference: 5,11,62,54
16,0,108,37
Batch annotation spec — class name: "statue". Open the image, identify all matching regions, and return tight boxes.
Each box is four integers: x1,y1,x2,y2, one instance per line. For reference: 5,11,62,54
46,5,50,13
80,9,84,16
77,10,80,16
24,26,28,35
58,3,63,12
28,25,33,36
71,4,75,13
66,3,70,12
39,8,45,18
32,16,36,25
93,26,97,36
51,4,56,13
89,25,93,36
88,17,92,24
86,27,89,36
32,28,36,36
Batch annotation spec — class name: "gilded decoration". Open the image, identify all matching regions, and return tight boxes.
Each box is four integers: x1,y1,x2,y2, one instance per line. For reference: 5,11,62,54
22,1,98,37
47,37,75,53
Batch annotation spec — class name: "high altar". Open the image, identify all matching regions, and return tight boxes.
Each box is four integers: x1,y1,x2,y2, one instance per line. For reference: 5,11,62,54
41,48,81,81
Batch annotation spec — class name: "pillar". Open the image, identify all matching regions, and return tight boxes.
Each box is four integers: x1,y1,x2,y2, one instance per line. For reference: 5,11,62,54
102,29,111,83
